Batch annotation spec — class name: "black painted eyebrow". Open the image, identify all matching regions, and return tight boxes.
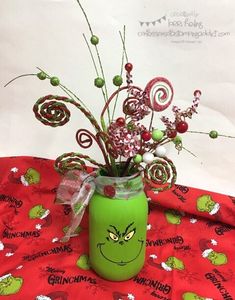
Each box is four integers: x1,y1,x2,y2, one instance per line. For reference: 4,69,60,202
122,222,135,237
109,225,120,237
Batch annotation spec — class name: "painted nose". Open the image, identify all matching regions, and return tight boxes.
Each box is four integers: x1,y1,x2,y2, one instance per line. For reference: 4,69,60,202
119,241,124,245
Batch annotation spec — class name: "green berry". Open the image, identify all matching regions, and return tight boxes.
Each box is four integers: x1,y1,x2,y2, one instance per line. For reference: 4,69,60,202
94,77,105,88
209,130,218,139
90,35,99,45
127,122,136,131
173,135,182,145
50,77,60,86
133,154,142,164
37,71,47,80
152,129,164,141
113,75,123,86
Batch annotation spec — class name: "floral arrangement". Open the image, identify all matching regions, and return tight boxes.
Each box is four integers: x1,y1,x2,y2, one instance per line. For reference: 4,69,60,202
5,0,229,193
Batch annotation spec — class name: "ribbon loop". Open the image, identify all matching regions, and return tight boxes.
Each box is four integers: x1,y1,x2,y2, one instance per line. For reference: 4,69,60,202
55,170,96,242
55,170,144,242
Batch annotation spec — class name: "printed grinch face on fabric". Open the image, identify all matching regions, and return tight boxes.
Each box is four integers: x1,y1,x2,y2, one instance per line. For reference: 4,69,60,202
182,291,212,300
164,256,185,270
207,251,227,266
0,274,23,296
196,195,220,215
76,254,90,270
29,204,49,219
21,168,40,186
165,209,182,224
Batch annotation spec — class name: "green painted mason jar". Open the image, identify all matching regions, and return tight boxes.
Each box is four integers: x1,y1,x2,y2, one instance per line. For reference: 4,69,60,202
89,173,148,281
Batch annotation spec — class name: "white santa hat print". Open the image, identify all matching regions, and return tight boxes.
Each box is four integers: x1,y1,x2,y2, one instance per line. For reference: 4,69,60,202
199,239,217,258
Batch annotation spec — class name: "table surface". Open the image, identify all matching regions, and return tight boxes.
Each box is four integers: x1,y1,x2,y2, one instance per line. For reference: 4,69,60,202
0,156,234,300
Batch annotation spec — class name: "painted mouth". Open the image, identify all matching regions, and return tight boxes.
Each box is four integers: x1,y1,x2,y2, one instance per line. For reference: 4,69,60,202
97,240,144,266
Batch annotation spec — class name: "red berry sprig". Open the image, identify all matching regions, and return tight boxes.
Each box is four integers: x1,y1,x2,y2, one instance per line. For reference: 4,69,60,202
176,121,188,133
141,131,151,141
116,117,125,127
125,63,133,73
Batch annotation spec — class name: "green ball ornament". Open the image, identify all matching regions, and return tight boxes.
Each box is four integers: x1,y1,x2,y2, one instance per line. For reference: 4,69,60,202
127,122,135,131
50,77,60,86
90,35,99,45
113,75,123,87
152,129,164,141
173,135,182,145
209,130,218,139
133,154,142,164
37,71,47,80
94,77,105,88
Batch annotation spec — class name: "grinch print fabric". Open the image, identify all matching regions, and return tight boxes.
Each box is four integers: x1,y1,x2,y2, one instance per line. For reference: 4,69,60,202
0,156,235,299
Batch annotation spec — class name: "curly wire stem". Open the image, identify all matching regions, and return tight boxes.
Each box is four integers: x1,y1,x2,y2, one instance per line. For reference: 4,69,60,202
144,157,177,192
76,128,112,173
101,85,142,119
55,152,104,174
34,95,101,132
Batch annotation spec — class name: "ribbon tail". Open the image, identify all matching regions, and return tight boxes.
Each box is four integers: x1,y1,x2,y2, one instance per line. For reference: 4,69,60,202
60,176,96,242
60,208,86,243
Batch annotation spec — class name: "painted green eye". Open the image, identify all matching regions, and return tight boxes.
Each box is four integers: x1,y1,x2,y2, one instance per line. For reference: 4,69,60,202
109,232,119,241
124,230,135,241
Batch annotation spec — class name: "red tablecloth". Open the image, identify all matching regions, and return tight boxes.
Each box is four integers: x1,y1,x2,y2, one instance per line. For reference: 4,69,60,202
0,156,234,300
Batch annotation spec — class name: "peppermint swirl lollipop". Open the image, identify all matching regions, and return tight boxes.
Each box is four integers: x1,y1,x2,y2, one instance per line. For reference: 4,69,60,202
144,77,173,112
144,157,177,191
33,95,70,127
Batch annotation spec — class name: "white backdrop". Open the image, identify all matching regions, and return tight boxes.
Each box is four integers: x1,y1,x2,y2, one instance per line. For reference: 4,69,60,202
1,0,235,196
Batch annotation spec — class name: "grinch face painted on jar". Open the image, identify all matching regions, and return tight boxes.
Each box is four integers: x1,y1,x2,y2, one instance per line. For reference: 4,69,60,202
97,221,144,267
89,189,148,281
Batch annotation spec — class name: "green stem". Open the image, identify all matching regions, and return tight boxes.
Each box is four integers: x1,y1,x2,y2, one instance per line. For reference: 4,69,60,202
36,67,89,111
111,26,127,121
110,156,118,176
76,0,94,34
182,146,197,157
83,34,108,132
4,74,37,87
76,0,111,125
121,157,132,177
149,110,154,131
188,130,235,139
83,34,99,76
119,26,129,62
94,44,110,122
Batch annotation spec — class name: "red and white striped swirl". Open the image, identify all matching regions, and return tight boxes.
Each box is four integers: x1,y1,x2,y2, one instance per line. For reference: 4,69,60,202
144,77,174,112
